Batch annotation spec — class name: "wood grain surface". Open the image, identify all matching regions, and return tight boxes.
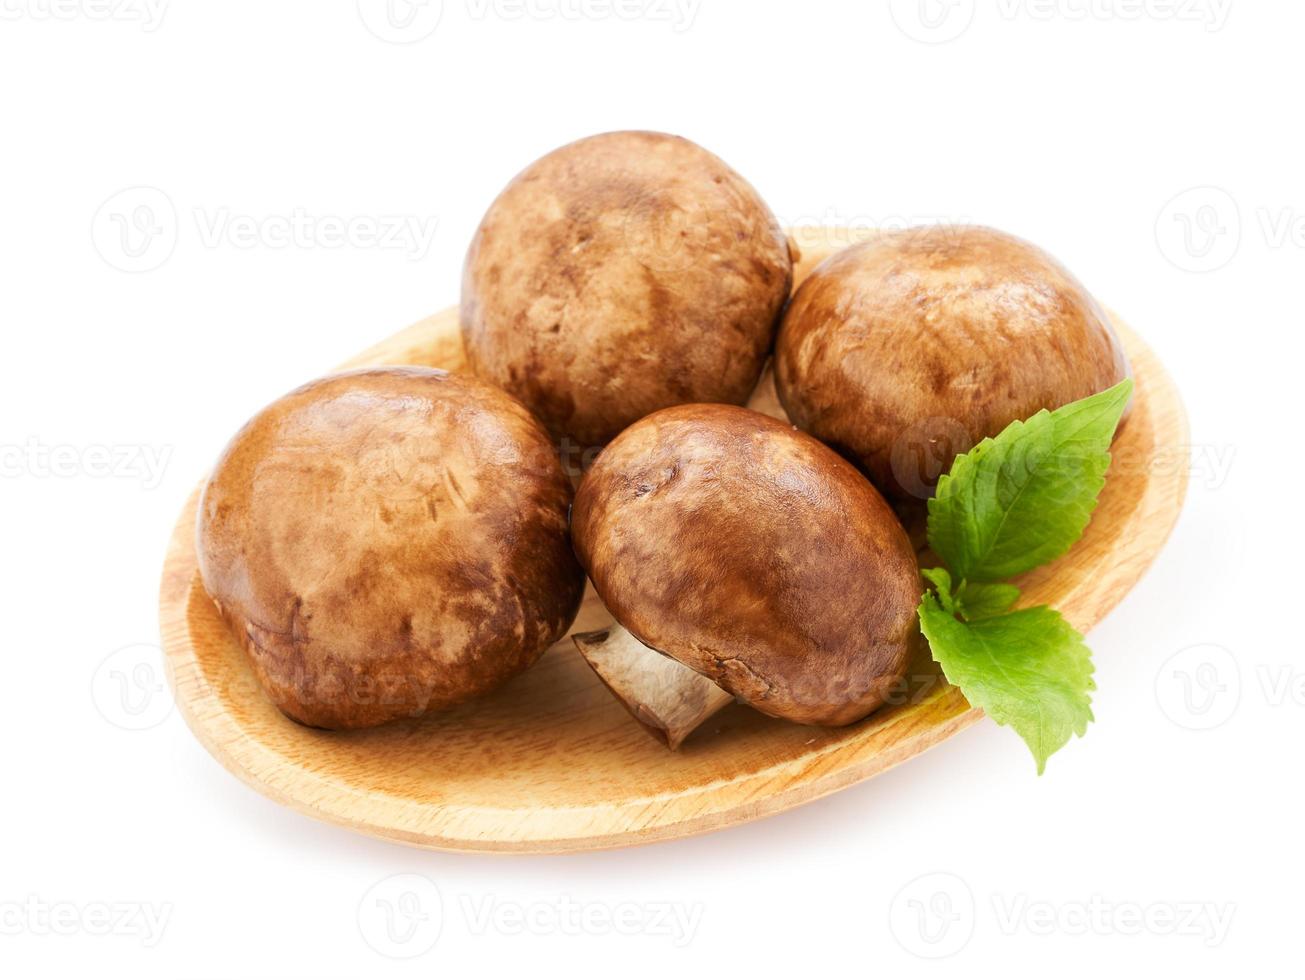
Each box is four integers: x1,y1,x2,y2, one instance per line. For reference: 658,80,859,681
159,229,1190,853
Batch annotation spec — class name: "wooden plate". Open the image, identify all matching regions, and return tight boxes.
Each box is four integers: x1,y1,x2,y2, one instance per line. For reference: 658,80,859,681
159,230,1189,853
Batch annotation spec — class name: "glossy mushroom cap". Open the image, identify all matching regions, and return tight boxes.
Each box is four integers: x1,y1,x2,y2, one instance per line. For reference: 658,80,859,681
197,367,585,730
571,404,921,727
774,225,1131,500
461,130,793,453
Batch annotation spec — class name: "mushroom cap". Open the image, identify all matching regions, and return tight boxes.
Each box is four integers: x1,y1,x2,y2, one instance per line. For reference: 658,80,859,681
196,367,584,730
774,225,1131,500
461,130,793,452
571,404,921,727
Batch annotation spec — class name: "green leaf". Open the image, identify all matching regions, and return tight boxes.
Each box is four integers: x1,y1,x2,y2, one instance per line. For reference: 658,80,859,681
926,379,1133,582
922,569,1018,621
956,582,1021,620
920,567,957,615
918,594,1095,774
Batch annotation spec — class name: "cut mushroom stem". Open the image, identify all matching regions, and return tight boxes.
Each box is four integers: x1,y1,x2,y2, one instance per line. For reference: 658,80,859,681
573,623,734,750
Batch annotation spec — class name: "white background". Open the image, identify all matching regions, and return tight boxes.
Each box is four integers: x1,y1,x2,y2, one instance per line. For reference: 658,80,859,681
0,1,1295,976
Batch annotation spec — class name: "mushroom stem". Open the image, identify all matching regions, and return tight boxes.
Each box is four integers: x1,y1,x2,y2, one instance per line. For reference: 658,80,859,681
573,624,734,750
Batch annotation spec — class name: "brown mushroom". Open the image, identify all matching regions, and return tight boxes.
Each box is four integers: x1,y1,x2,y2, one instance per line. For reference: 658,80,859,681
570,404,921,748
774,225,1131,501
196,367,584,730
461,130,794,459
